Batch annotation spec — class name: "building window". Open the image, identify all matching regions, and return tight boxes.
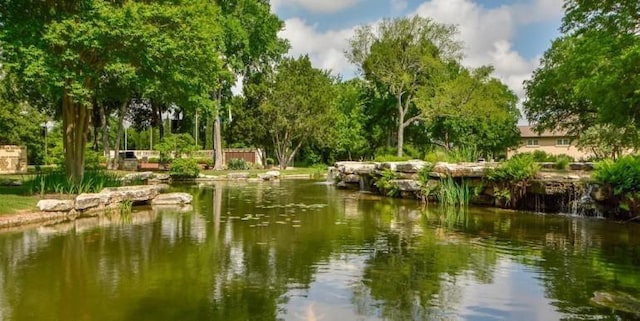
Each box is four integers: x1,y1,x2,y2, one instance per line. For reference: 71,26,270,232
527,139,539,146
556,138,570,146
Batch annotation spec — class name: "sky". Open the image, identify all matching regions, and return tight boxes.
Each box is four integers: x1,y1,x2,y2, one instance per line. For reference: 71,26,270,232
269,0,564,108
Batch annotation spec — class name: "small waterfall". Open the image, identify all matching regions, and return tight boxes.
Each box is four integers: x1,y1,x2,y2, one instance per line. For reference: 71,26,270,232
573,184,603,217
326,167,336,183
359,175,372,192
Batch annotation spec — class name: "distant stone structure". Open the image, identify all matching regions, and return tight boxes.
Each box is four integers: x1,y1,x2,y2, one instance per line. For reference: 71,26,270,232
0,145,27,174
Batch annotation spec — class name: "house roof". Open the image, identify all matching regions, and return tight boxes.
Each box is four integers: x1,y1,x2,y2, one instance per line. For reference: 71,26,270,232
519,125,570,138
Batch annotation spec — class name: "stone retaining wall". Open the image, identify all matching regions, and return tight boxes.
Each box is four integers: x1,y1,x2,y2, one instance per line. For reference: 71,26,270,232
0,145,27,174
332,160,614,218
0,185,193,229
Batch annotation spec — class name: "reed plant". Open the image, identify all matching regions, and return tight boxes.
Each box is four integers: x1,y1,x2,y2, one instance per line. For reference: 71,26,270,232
119,200,133,223
436,177,472,209
24,170,121,196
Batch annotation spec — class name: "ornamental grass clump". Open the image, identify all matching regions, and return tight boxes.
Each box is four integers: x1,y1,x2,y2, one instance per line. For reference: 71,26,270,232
25,170,121,196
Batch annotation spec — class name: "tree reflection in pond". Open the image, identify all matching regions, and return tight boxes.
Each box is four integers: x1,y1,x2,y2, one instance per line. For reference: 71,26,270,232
0,181,639,321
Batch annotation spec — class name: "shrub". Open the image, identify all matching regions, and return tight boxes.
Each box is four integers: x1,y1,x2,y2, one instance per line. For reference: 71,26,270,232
228,158,250,170
374,169,400,197
148,157,160,164
554,156,572,170
593,155,640,214
266,157,275,166
486,154,540,183
169,158,200,178
85,149,105,170
485,155,540,208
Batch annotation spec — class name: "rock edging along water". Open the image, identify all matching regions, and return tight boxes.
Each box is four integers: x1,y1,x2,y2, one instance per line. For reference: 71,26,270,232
0,185,193,229
331,160,617,218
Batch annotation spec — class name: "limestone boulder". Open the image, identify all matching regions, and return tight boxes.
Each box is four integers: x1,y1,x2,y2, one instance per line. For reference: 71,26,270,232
343,174,361,184
391,179,421,192
433,162,488,178
395,161,431,173
121,171,154,184
38,199,75,212
151,193,193,205
75,193,109,210
259,171,281,181
100,185,162,203
376,162,398,171
336,162,377,175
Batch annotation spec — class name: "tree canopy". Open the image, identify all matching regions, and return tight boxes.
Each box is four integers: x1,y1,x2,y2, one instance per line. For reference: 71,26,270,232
0,0,224,182
524,0,639,138
260,56,336,169
348,16,461,157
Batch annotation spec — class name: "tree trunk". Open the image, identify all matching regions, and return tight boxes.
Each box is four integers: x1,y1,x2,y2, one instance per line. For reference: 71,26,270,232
396,95,405,157
111,100,128,170
213,93,224,170
62,92,91,184
100,103,111,169
397,122,404,157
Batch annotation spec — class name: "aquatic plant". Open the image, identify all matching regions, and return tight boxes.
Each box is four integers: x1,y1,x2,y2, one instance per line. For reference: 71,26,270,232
436,177,472,209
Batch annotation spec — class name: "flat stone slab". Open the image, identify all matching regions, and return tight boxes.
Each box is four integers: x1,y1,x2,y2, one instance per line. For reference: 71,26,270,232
391,179,421,192
395,161,431,173
259,171,280,181
75,193,109,210
37,199,75,212
336,162,377,175
100,185,163,203
151,193,193,205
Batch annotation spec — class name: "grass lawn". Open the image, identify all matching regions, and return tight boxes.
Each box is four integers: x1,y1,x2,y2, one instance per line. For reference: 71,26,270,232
0,186,39,215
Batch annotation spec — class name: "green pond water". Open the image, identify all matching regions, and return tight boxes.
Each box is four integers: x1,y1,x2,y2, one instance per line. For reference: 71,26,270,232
1,180,640,321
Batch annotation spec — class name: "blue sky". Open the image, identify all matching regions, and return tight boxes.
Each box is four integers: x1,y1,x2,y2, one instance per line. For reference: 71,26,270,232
270,0,563,102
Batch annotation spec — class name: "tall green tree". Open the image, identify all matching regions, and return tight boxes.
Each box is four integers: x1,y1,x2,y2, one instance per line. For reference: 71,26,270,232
330,79,368,161
524,0,639,136
0,0,223,182
420,65,520,157
260,56,337,169
210,0,287,170
347,16,461,157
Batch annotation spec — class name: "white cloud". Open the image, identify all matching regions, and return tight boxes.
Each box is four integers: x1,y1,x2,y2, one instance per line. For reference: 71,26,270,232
413,0,560,101
390,0,409,14
276,0,562,105
271,0,360,14
279,18,356,77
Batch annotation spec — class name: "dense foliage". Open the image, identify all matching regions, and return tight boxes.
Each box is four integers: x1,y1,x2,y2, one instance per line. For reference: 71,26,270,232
593,155,640,216
169,158,201,179
524,0,639,151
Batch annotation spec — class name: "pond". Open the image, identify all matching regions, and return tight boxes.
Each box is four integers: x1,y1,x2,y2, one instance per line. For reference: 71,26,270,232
0,180,639,321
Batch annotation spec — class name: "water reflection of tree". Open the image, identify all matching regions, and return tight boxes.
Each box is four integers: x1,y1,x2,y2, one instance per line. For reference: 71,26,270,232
2,184,640,320
352,202,500,321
